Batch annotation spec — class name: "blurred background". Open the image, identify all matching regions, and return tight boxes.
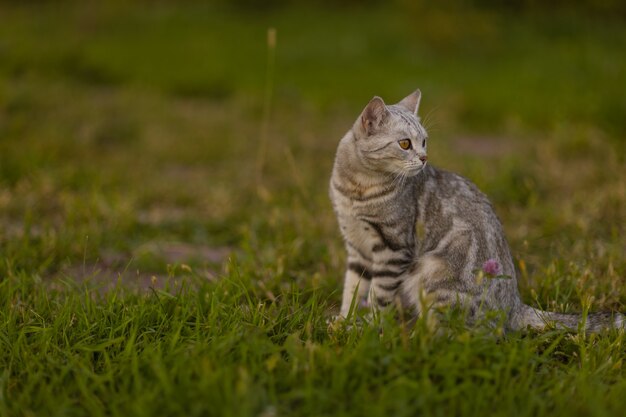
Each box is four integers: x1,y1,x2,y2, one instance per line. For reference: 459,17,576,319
0,0,624,308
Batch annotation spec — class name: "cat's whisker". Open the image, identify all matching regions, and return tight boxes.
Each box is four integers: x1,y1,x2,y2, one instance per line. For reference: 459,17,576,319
391,170,404,189
386,168,402,183
420,105,440,128
393,174,402,190
381,167,404,191
397,169,408,190
422,118,441,132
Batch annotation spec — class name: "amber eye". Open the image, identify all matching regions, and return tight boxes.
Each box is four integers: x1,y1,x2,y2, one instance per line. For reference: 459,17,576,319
398,139,412,150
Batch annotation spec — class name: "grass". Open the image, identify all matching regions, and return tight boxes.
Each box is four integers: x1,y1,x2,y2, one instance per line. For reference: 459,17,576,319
0,1,625,416
4,273,626,417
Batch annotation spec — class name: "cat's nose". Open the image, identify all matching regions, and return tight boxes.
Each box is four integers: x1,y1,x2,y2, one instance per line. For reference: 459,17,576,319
419,155,428,163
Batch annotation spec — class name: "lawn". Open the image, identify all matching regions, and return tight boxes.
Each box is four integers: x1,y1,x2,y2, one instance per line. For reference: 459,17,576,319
0,1,625,416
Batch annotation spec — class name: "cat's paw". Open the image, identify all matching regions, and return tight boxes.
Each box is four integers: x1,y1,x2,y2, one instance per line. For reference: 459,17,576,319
327,314,348,333
326,313,366,333
326,314,345,325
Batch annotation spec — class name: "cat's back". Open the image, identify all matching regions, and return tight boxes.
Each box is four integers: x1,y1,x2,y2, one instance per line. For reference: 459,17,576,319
418,165,511,263
420,165,496,220
418,165,516,282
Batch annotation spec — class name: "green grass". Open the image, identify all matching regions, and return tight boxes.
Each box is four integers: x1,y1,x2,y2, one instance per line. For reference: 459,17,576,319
3,273,626,417
0,1,625,416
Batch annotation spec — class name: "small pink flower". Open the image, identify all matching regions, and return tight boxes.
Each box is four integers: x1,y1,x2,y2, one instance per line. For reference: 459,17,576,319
482,259,501,276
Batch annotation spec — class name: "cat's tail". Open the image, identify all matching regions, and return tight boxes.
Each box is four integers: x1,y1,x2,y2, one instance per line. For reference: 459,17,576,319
510,304,626,333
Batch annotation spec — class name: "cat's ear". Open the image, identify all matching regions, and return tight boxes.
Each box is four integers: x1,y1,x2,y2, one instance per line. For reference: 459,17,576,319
397,89,421,116
360,96,388,136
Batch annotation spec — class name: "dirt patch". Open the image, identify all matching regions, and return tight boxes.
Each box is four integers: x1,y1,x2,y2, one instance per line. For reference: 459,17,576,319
53,265,172,294
51,242,233,294
133,241,231,264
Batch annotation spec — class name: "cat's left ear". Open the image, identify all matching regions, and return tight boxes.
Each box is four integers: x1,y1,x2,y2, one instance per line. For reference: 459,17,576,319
397,89,421,116
360,96,389,136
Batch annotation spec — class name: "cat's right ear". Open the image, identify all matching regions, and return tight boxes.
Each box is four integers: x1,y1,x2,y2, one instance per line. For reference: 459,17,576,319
360,96,388,136
398,89,421,116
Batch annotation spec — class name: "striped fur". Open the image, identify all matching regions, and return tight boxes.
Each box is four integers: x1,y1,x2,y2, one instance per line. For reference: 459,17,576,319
330,90,624,333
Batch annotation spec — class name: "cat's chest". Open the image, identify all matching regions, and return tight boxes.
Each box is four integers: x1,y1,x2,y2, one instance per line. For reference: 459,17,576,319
338,212,376,248
333,194,381,245
334,192,413,255
331,174,418,252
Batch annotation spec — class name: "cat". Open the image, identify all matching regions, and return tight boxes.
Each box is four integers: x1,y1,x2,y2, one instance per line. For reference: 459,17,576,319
329,89,624,332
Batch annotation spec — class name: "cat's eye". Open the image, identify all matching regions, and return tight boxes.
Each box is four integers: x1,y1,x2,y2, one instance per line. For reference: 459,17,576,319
398,139,412,150
422,139,426,148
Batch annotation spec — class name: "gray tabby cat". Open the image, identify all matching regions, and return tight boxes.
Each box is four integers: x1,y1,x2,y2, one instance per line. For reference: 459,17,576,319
330,90,624,332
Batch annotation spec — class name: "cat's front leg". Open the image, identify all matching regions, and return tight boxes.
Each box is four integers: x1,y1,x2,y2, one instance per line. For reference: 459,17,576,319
367,249,413,310
339,270,370,317
339,251,372,317
367,273,405,310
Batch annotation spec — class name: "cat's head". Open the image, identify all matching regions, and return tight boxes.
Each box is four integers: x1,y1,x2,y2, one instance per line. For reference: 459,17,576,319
352,90,428,177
